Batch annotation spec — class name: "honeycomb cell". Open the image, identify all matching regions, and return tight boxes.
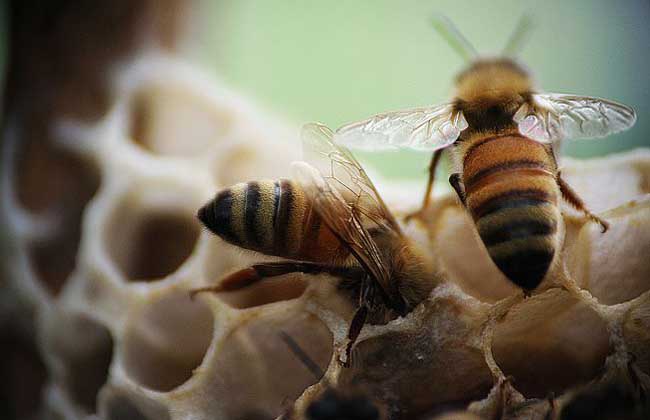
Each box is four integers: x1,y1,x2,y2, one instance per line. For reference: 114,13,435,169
338,287,493,417
572,200,650,305
14,129,100,215
206,311,333,419
14,137,101,295
129,82,235,157
105,191,201,282
44,313,114,412
121,291,214,392
492,290,610,398
27,236,81,297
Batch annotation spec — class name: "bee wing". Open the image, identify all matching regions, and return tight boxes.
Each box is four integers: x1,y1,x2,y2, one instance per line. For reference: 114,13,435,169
514,93,637,143
334,103,468,151
291,160,402,308
301,122,402,234
293,122,406,305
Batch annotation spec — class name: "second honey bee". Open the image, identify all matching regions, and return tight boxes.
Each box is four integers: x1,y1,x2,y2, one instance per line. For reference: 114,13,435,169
334,16,637,292
192,123,440,364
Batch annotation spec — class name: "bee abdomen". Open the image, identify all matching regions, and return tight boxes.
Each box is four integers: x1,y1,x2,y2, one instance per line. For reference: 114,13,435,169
476,204,558,290
198,180,326,259
463,134,561,290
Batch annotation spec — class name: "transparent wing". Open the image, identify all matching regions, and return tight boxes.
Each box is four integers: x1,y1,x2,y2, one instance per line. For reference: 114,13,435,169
301,122,402,235
334,103,468,151
294,122,406,305
291,161,401,306
514,93,637,142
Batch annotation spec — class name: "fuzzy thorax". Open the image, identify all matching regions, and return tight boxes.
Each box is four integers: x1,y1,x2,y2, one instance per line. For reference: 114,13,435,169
455,58,533,105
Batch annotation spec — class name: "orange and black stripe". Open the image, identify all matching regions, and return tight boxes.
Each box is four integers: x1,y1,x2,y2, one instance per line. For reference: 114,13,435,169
198,180,345,263
462,133,560,290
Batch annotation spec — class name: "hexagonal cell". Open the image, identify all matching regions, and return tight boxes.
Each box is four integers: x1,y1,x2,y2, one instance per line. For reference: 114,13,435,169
205,310,333,419
339,287,492,417
44,312,114,412
27,220,89,296
13,137,101,295
104,187,201,282
129,82,235,156
570,199,650,305
492,290,610,398
14,127,100,215
121,291,214,392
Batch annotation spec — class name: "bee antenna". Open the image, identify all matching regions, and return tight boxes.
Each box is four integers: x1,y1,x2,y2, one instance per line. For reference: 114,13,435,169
431,14,478,63
279,331,325,381
502,13,536,57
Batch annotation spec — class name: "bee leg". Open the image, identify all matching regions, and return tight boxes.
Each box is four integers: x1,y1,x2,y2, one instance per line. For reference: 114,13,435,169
189,262,359,299
449,172,467,207
557,172,609,232
405,149,443,221
338,277,374,367
340,304,369,368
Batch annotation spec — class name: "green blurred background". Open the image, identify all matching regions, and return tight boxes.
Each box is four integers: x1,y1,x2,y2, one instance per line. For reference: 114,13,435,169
198,0,649,179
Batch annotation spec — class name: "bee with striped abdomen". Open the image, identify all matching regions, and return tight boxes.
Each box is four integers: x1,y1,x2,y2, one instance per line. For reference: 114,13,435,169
334,16,636,292
192,123,440,365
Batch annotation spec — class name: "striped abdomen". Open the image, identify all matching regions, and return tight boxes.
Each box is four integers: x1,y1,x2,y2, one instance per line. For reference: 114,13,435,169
462,133,561,291
197,179,345,262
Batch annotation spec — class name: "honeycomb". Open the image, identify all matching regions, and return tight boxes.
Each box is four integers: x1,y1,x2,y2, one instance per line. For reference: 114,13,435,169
1,53,649,420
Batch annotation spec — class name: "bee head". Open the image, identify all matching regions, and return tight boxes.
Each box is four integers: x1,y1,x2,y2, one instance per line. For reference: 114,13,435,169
432,14,536,103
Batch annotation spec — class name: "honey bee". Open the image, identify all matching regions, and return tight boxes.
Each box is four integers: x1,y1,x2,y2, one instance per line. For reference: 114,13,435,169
333,16,637,292
191,123,439,364
278,331,384,420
